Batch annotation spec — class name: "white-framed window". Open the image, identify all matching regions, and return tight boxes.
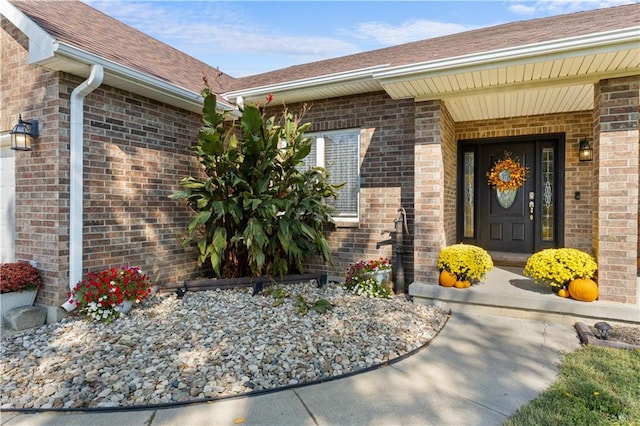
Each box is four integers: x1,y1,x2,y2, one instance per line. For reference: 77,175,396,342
303,129,360,222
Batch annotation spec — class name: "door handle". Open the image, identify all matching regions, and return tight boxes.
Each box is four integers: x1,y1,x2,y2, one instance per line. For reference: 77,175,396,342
529,201,534,220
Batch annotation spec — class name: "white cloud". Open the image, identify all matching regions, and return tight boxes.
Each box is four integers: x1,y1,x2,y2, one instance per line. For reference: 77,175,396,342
83,1,357,61
348,19,474,46
509,0,638,15
508,4,538,14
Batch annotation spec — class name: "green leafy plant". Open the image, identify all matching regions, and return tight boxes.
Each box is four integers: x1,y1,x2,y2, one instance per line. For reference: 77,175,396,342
437,244,493,282
524,248,597,290
343,258,393,298
1,262,43,293
170,90,342,279
261,285,332,315
71,266,152,323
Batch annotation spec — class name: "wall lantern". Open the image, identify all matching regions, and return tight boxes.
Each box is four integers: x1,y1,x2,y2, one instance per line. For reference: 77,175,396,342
578,138,593,162
10,114,39,151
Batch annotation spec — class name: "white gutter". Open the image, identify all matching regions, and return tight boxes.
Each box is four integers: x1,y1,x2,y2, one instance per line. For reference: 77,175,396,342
222,64,390,102
52,42,236,114
61,64,104,312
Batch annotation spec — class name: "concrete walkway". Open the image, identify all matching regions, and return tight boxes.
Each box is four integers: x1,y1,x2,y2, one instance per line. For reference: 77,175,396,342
1,310,580,426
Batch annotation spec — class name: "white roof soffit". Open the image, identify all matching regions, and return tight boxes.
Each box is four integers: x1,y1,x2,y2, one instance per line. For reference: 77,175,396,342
1,0,234,115
222,65,390,104
226,27,639,104
373,28,640,84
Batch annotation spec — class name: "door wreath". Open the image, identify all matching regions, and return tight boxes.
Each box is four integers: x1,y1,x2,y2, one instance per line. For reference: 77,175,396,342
486,152,528,209
486,151,528,191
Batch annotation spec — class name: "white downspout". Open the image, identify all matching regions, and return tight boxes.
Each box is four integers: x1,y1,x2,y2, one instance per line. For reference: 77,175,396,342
61,64,104,312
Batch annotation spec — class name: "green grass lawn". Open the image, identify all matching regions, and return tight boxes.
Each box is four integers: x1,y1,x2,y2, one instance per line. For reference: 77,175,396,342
505,346,640,426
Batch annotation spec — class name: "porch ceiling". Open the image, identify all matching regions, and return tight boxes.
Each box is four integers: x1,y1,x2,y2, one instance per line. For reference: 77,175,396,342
378,47,639,122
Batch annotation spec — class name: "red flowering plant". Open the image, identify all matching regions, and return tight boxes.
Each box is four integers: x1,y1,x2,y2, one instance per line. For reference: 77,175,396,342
1,262,43,293
343,257,392,298
70,265,152,323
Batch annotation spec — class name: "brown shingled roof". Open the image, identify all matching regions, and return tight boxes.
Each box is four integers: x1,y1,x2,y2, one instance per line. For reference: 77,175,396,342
11,0,237,94
230,3,640,90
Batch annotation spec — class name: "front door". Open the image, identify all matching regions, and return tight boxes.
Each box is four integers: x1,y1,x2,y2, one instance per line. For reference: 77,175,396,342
459,135,564,253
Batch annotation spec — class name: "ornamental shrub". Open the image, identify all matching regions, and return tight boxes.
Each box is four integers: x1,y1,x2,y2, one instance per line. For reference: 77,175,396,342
170,89,341,279
71,265,152,323
437,244,493,282
523,248,597,290
0,262,43,293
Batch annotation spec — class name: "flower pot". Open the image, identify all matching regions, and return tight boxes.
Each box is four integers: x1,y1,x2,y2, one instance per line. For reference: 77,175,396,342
364,269,393,292
116,300,133,314
1,290,37,319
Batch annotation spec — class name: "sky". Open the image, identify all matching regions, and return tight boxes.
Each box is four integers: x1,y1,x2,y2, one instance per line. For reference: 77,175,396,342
82,0,638,78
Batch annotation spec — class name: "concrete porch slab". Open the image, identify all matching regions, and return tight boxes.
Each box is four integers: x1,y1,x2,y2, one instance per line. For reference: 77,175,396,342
409,266,640,324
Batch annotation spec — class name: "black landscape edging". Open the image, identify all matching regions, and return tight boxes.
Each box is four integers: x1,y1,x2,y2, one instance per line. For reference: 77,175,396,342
1,310,451,414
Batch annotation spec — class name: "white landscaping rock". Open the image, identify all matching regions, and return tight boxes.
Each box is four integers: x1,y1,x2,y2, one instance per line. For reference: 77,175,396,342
0,281,447,409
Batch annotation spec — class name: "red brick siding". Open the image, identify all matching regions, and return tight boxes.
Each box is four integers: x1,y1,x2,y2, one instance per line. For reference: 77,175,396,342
442,104,457,245
268,93,416,283
413,100,448,283
1,17,66,306
2,17,208,307
77,80,203,290
594,77,639,304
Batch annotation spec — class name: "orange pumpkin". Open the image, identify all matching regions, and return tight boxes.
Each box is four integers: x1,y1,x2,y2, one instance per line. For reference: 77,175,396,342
557,289,570,298
439,270,457,287
568,278,598,302
454,280,470,289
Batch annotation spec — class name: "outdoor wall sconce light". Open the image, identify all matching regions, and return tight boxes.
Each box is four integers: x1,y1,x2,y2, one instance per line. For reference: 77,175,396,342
10,114,39,151
578,138,593,162
594,321,612,340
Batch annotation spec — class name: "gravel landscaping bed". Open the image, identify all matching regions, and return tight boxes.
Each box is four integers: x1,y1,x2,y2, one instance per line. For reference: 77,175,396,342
1,281,448,410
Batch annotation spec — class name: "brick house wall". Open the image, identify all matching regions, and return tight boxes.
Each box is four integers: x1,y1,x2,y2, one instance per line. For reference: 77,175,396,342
594,76,639,304
441,103,457,245
413,100,448,284
2,17,207,310
2,17,66,307
274,92,417,283
78,80,203,289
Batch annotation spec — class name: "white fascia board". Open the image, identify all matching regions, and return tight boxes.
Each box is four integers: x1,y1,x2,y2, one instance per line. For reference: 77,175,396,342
222,64,390,102
53,42,235,113
1,0,55,63
373,27,640,83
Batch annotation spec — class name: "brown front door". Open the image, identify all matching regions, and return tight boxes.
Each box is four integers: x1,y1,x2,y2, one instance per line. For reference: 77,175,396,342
460,135,564,253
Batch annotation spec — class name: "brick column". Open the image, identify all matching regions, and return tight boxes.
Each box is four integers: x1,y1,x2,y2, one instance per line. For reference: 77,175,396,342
413,100,448,284
594,76,639,304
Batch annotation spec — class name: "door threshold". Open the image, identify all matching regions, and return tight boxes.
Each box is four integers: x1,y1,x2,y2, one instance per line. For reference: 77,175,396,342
488,251,530,267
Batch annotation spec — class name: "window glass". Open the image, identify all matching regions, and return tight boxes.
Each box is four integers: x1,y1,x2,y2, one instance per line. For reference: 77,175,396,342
305,130,360,218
